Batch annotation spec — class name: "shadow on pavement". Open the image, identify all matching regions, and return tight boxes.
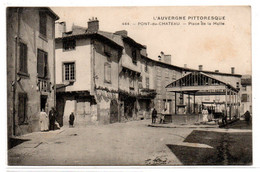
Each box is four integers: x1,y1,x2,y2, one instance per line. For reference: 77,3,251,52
167,130,252,165
8,138,30,150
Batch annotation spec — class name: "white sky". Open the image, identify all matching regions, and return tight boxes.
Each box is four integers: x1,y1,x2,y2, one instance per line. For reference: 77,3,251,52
52,6,251,75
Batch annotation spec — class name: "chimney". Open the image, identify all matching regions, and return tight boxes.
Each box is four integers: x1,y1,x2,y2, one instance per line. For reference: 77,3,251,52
184,64,187,68
215,70,219,73
231,67,235,74
87,17,99,33
158,56,162,61
55,21,66,38
140,45,147,57
199,65,203,71
164,54,171,65
115,30,128,37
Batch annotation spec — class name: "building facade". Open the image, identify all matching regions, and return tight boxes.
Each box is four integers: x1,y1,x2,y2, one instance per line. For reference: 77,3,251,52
7,7,59,136
55,19,244,126
55,19,122,126
240,75,252,115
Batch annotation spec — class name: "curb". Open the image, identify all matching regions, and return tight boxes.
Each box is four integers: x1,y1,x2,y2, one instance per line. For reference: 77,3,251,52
147,124,218,129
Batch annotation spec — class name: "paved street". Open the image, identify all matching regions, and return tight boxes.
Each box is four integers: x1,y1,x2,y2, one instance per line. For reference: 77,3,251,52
8,120,252,166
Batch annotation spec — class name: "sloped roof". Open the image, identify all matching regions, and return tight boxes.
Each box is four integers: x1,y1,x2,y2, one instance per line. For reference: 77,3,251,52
55,26,123,49
166,71,238,93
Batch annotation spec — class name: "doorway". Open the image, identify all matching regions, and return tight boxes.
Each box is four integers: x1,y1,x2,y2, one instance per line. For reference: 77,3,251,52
40,95,48,111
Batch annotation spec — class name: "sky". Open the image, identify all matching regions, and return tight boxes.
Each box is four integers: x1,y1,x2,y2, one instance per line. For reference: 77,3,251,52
52,6,251,75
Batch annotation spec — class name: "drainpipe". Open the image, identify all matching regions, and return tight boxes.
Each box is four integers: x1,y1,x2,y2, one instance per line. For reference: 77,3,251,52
117,50,120,122
12,8,21,136
53,20,56,109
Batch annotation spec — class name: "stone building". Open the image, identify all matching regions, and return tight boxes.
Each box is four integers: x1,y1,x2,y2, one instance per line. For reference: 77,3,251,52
7,7,59,136
55,19,123,126
240,75,252,115
55,18,244,125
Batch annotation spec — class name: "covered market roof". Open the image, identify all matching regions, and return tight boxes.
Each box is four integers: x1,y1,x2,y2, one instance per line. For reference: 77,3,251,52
165,72,239,95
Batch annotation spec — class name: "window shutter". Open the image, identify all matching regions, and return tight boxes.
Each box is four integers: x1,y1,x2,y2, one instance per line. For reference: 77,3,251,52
37,49,48,78
19,43,28,73
44,52,48,77
24,44,28,73
37,50,44,77
18,93,27,125
39,12,47,37
19,43,24,73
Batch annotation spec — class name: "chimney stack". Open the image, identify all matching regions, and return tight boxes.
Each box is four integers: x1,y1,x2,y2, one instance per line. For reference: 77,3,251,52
215,70,219,73
55,21,66,38
199,65,203,71
88,17,99,33
231,67,235,74
184,64,187,68
115,30,128,37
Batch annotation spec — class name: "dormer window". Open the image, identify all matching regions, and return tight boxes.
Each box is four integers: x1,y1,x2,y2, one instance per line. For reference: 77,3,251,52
63,38,76,51
132,49,137,64
39,11,47,38
104,44,112,57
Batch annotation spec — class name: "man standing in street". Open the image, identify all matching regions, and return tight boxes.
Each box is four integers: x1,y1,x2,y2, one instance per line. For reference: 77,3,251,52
69,112,75,127
49,107,56,130
152,108,157,124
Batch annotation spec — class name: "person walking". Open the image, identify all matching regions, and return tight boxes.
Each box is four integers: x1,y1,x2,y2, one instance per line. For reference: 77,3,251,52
160,108,167,124
49,107,56,130
39,109,49,131
152,108,157,124
69,112,75,127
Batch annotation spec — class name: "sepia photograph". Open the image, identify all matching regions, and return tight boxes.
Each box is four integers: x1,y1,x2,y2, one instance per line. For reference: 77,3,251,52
4,4,255,168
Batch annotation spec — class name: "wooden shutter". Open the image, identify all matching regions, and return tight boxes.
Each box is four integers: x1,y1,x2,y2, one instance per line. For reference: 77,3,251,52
37,49,44,78
44,52,48,77
18,93,27,125
19,43,27,73
37,49,48,78
39,12,47,37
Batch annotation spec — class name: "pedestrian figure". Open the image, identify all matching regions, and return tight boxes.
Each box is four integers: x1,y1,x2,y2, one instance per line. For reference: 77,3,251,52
69,112,75,127
49,107,56,130
202,108,208,123
244,111,251,125
222,111,228,126
39,109,49,131
152,108,157,124
160,108,167,124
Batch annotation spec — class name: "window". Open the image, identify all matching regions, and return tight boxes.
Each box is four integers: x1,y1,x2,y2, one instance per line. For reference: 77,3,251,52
146,77,149,89
39,11,47,37
144,62,148,72
180,93,184,104
64,62,75,81
63,39,76,51
104,44,112,57
156,67,161,76
104,63,111,83
37,49,48,78
129,77,134,89
242,86,247,91
165,69,169,78
132,49,137,64
157,76,161,91
19,42,28,74
18,92,27,125
172,73,176,81
236,82,240,88
241,94,248,102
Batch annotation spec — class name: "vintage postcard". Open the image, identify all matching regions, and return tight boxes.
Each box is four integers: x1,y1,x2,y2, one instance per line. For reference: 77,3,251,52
6,6,252,167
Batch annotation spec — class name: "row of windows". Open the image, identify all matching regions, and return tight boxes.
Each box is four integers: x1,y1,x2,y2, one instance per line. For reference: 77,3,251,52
19,42,49,79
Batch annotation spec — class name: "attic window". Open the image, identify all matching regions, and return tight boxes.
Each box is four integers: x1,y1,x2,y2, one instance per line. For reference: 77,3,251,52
63,38,76,51
132,49,137,64
104,44,112,57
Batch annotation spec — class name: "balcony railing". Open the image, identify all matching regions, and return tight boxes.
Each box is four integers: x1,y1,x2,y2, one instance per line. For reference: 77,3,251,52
37,78,51,92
